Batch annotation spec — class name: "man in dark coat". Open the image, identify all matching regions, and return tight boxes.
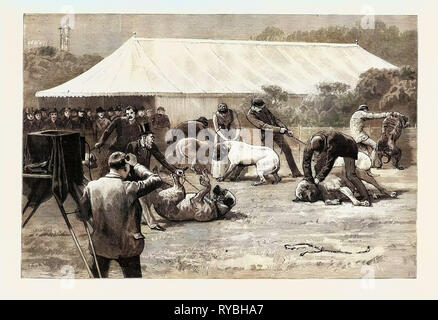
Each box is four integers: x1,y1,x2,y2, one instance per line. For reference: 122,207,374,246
126,123,184,231
60,107,72,129
151,106,171,129
106,107,115,121
32,110,44,131
136,106,148,124
93,107,111,142
69,108,82,131
95,106,143,153
111,106,123,122
23,110,35,135
126,123,182,175
79,151,162,278
301,130,371,204
246,98,302,177
43,108,62,130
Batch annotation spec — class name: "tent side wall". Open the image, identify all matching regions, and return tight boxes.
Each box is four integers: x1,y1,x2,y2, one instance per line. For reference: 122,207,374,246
156,94,304,126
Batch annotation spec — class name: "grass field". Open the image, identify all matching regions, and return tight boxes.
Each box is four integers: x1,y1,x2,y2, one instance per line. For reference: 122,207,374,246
21,153,417,279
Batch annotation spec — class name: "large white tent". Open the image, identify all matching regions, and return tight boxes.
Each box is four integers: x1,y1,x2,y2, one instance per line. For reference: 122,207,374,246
36,36,397,123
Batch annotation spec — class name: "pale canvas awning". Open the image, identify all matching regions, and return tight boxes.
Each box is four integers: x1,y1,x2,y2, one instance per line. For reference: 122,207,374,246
36,37,398,97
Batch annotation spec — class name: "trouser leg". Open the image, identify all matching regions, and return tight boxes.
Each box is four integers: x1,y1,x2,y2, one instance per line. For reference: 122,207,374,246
91,255,111,278
117,256,142,278
274,134,302,176
344,157,371,203
139,196,158,228
362,138,377,163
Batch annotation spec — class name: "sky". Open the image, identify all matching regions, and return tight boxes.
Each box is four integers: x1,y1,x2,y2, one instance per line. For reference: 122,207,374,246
23,14,417,57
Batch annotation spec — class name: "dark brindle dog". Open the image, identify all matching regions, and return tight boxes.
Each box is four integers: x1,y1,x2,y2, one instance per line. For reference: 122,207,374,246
374,112,409,170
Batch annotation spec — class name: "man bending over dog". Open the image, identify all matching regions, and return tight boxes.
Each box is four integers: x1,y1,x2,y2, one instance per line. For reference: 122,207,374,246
296,151,397,206
301,130,372,205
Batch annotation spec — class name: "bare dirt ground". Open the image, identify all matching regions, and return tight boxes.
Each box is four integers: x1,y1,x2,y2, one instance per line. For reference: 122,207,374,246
21,153,417,279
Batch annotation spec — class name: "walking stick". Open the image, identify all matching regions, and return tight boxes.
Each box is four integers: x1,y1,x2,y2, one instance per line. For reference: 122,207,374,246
83,221,102,278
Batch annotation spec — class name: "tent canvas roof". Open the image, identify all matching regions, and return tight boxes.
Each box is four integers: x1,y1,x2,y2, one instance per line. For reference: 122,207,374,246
36,37,398,97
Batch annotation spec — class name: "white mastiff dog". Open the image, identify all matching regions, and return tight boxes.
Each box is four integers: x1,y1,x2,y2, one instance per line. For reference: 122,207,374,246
174,138,280,186
217,140,280,186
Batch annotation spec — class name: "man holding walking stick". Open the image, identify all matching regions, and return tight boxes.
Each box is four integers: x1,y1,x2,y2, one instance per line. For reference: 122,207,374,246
79,152,162,278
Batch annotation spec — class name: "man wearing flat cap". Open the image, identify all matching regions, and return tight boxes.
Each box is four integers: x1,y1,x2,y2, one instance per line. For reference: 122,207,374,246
126,123,184,231
79,151,162,278
246,98,302,177
350,104,393,165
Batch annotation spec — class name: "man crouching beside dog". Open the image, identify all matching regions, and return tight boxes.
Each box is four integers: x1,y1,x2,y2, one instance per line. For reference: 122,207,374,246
298,130,372,206
296,131,397,206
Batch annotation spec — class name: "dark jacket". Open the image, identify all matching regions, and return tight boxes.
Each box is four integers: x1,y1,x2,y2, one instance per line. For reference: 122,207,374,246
43,118,63,130
303,131,358,183
93,117,111,141
79,164,162,259
98,117,142,152
125,140,177,173
151,114,171,129
32,119,44,132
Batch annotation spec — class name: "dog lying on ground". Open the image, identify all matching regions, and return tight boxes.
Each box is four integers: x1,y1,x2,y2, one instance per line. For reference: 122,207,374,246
295,152,397,206
374,112,409,170
142,170,236,222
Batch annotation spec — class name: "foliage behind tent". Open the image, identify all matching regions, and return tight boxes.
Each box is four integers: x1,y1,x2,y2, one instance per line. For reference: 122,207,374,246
23,46,103,109
242,66,417,128
251,20,417,68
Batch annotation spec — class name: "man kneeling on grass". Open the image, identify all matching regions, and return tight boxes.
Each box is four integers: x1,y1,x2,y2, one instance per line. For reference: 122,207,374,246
79,152,162,278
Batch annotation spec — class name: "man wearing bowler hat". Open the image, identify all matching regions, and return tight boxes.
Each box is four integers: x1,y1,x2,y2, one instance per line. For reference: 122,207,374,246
246,98,302,178
126,123,184,231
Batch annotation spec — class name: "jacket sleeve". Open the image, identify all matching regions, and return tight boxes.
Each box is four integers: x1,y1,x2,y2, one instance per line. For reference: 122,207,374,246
315,144,338,183
246,111,282,133
97,117,119,145
126,164,163,199
150,144,178,173
302,145,315,182
78,186,92,222
125,142,135,154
